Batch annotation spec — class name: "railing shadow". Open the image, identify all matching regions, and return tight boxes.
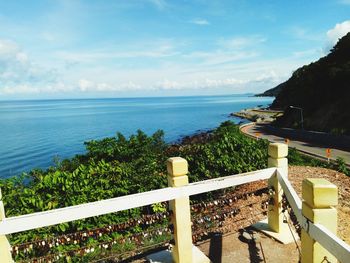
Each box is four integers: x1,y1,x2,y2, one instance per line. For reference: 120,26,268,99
238,228,264,263
209,232,223,263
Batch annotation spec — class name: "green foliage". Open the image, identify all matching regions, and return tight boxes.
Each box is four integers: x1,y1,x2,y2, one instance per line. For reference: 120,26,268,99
176,121,269,182
1,129,169,256
334,157,349,175
0,120,346,261
288,147,326,167
151,202,167,213
287,147,349,176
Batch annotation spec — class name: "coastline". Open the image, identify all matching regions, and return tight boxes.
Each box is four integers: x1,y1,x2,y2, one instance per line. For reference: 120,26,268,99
0,95,273,178
231,108,283,123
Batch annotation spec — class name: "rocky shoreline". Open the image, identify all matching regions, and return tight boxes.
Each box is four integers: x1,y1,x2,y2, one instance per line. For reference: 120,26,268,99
231,108,283,123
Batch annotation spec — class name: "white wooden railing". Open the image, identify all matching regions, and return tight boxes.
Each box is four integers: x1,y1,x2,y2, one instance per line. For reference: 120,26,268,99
0,143,350,263
277,168,350,263
0,167,275,236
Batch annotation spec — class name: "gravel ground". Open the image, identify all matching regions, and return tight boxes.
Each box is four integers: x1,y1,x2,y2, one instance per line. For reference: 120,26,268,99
195,165,350,263
288,165,350,244
129,165,350,262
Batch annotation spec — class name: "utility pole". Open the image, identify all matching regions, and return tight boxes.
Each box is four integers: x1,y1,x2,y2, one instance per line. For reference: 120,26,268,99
289,106,304,130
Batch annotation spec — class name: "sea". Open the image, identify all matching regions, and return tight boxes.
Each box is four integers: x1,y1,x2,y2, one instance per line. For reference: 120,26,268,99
0,95,273,179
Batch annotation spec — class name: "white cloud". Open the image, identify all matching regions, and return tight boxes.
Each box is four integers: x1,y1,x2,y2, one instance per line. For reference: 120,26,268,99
190,18,210,26
77,79,143,93
150,74,281,92
55,41,179,63
0,39,62,96
0,55,301,96
0,39,20,59
147,78,246,91
154,79,181,90
15,52,28,63
0,39,30,82
0,34,312,98
218,36,266,50
0,82,72,95
289,26,323,41
292,48,322,58
1,85,39,95
183,50,258,66
177,36,266,67
179,35,265,67
326,20,350,46
57,49,178,63
253,70,279,83
78,79,94,91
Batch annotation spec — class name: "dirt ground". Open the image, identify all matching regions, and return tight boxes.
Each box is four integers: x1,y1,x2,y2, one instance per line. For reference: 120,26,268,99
196,165,350,263
288,165,350,244
136,165,349,263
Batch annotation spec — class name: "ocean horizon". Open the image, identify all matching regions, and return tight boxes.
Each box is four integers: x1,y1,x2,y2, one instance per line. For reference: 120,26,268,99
0,94,273,179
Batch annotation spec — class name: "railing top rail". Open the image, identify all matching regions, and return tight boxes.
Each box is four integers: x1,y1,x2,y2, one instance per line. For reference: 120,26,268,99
0,167,276,235
276,169,302,222
277,168,350,262
306,219,350,263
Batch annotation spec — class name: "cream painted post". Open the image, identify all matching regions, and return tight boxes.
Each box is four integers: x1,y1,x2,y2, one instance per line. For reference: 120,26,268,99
267,143,288,233
0,189,14,262
301,179,338,263
167,157,193,263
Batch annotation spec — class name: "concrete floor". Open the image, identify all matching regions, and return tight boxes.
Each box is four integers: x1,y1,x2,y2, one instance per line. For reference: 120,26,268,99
197,226,301,263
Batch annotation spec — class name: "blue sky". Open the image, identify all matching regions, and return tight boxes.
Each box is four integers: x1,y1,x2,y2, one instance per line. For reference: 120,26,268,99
0,0,350,99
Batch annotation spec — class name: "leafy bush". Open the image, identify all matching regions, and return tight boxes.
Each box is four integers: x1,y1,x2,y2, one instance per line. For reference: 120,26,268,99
288,147,326,167
0,120,346,261
334,157,349,175
177,121,268,182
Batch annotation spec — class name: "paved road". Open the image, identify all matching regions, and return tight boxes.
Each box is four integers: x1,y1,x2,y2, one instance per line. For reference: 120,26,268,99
241,123,350,165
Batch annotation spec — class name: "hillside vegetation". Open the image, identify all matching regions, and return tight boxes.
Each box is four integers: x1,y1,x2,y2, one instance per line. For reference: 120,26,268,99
1,122,345,261
270,32,350,134
0,122,269,261
256,81,286,97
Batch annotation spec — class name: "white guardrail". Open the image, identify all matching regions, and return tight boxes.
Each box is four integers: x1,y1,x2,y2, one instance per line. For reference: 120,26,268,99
1,163,350,263
0,167,276,236
277,168,350,263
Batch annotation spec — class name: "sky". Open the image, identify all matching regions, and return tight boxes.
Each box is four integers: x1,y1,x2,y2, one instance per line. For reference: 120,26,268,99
0,0,350,100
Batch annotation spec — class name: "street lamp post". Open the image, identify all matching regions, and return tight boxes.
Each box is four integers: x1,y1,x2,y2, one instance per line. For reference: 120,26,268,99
289,106,304,130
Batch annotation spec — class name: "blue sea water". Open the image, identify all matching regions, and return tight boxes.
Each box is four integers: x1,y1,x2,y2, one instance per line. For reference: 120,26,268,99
0,95,273,179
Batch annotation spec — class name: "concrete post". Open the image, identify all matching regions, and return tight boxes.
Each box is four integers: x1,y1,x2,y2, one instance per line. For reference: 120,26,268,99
301,178,338,263
267,143,288,233
167,157,193,263
0,190,14,262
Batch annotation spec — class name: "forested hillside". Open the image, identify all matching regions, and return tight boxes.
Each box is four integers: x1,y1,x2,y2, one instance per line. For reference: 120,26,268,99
270,32,350,134
256,81,286,97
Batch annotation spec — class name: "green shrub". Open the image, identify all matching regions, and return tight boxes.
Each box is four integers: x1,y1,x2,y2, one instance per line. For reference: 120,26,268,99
1,120,346,261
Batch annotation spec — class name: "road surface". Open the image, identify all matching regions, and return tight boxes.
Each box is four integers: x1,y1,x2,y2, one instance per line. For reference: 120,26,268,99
241,123,350,165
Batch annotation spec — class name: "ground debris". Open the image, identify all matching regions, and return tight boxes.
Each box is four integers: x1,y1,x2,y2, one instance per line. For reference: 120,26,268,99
288,165,350,244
